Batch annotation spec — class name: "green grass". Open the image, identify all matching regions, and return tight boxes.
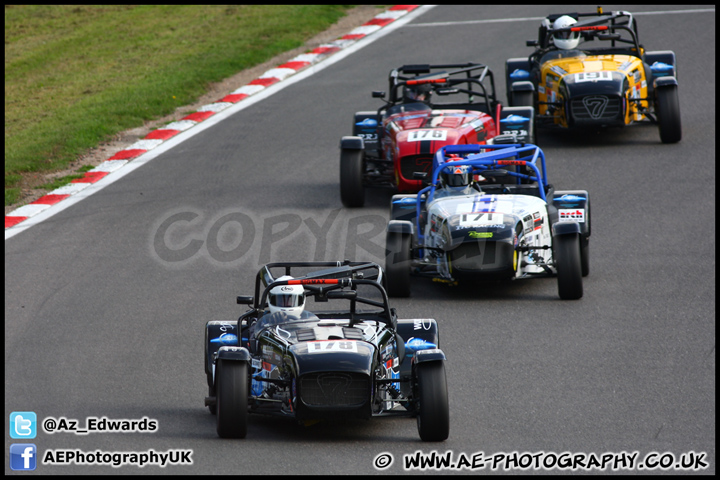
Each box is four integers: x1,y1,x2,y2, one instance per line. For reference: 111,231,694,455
5,5,358,205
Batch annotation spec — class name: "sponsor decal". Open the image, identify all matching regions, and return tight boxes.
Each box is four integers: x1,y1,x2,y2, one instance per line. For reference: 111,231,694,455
650,61,673,75
210,333,238,345
558,209,585,222
501,114,529,124
404,337,438,352
392,197,417,206
355,118,377,127
555,194,585,203
510,69,529,80
468,231,493,238
550,65,567,76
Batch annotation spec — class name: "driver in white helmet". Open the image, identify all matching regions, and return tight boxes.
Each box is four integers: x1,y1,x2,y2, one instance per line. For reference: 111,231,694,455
268,275,306,319
250,276,316,343
539,15,586,64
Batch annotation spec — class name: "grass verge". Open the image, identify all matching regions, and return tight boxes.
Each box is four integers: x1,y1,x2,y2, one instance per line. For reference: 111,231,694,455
5,5,356,206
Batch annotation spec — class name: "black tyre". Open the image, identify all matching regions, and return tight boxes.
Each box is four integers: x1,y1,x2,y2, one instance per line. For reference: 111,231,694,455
555,233,583,300
340,149,365,207
580,237,589,277
216,360,248,438
208,386,217,415
656,86,682,144
416,362,449,442
385,230,412,297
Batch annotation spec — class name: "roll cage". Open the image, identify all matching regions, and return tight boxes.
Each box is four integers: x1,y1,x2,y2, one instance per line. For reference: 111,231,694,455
239,261,397,330
375,63,501,116
529,9,644,62
415,144,550,243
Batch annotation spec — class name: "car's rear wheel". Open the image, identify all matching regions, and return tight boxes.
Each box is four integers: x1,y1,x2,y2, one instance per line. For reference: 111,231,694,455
656,85,682,144
216,360,248,438
416,362,449,442
555,233,583,300
385,230,412,297
340,149,365,207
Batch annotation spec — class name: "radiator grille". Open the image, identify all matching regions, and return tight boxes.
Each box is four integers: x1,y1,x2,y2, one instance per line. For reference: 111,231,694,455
570,95,622,122
299,372,369,407
399,155,433,182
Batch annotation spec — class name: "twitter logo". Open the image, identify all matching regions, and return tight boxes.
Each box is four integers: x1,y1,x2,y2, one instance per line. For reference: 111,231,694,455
10,412,37,439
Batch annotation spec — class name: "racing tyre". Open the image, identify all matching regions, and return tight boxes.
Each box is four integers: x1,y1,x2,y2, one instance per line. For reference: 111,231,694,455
416,362,449,442
340,149,365,207
216,359,248,438
580,237,589,277
555,233,583,300
656,86,681,144
385,231,412,297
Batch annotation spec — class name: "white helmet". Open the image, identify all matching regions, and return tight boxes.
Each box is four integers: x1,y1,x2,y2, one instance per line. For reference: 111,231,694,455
268,275,305,318
552,15,580,50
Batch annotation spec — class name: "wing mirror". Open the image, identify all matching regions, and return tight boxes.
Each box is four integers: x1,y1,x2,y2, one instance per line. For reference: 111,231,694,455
372,91,386,98
237,295,254,305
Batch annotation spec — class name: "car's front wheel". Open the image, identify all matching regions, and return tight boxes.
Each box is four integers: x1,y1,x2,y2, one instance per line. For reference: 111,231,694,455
340,149,365,207
216,359,248,438
415,361,449,442
555,233,583,300
656,85,682,144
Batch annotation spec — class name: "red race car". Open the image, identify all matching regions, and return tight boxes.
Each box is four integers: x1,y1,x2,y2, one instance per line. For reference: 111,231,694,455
340,63,535,207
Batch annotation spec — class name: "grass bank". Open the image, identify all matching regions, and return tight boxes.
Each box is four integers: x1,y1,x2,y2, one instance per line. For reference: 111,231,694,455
5,5,356,205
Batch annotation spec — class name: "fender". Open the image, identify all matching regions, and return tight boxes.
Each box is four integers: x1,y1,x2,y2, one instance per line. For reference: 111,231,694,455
216,345,252,362
340,135,364,150
510,80,535,93
552,221,581,236
390,195,419,222
412,348,446,365
654,76,678,89
205,320,240,387
553,190,590,238
387,219,414,236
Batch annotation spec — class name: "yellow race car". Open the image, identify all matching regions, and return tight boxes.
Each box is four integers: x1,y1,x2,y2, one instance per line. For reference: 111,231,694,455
506,7,681,143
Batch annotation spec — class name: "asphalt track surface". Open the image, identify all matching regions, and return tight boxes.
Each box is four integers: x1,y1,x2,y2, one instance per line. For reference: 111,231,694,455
5,5,715,475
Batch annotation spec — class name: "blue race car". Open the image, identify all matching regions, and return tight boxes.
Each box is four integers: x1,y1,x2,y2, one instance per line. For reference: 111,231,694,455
385,143,590,299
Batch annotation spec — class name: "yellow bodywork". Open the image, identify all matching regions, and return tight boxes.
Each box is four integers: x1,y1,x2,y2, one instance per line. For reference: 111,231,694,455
538,54,649,127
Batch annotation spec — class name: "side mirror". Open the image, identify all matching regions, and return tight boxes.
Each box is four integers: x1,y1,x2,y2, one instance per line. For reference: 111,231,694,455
526,40,538,47
372,91,386,98
237,295,254,305
413,172,428,180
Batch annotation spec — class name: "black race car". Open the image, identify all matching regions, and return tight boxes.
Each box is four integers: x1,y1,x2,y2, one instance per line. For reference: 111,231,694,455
204,261,449,441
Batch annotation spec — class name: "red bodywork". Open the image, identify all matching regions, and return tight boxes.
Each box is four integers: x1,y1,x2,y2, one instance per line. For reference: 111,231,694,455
382,109,497,192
